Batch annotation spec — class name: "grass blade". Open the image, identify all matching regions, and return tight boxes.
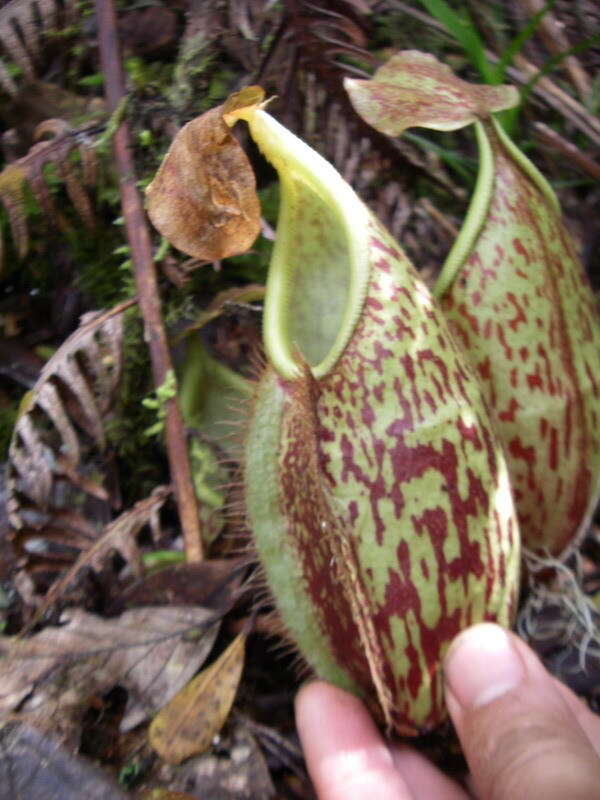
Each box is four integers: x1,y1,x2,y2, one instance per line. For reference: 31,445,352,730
493,0,558,83
415,0,495,84
403,131,476,183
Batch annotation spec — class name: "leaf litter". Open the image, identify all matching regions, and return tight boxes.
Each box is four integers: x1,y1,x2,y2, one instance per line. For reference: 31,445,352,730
0,605,223,745
149,629,246,765
0,721,129,800
152,720,276,800
106,557,246,616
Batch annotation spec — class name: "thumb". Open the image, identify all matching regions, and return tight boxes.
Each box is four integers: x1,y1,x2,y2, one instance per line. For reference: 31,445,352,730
444,623,600,800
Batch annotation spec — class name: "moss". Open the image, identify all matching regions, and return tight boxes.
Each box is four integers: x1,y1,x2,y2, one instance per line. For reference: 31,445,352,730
0,401,18,459
105,309,168,504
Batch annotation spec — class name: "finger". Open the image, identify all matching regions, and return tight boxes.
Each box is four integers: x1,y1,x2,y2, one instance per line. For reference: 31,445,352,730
390,745,469,800
551,676,600,757
295,680,414,800
444,623,600,800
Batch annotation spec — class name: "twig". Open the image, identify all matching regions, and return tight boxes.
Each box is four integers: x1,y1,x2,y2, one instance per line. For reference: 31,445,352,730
522,0,591,102
533,122,600,182
419,198,459,240
510,54,600,147
95,0,203,562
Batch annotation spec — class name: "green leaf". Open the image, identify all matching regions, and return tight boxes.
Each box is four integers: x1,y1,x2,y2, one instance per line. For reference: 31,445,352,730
415,0,494,83
142,369,177,438
77,73,105,88
178,336,251,447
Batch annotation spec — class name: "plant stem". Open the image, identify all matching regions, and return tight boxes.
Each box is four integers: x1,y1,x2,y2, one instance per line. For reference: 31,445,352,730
95,0,204,562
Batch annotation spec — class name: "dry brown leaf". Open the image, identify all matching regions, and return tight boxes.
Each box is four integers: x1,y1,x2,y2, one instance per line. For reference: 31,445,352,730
145,87,265,263
165,722,276,799
8,306,123,517
149,630,246,764
21,487,171,634
33,119,96,227
107,557,246,616
118,6,177,56
0,606,222,746
26,119,97,229
0,722,130,800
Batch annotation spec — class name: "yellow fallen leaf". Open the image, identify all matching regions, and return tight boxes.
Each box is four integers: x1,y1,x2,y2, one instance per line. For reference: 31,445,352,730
139,790,197,800
149,631,246,764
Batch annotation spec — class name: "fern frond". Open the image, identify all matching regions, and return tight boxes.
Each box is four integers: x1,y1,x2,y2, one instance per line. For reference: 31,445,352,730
0,118,98,270
0,0,76,95
0,162,27,262
7,303,127,585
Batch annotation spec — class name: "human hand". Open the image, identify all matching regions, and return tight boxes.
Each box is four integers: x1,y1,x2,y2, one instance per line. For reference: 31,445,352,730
295,623,600,799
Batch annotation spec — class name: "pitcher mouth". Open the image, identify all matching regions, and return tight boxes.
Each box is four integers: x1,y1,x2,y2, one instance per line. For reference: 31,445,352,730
232,108,372,381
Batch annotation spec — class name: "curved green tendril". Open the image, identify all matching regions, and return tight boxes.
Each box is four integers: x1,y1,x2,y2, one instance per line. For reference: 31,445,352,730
433,120,494,300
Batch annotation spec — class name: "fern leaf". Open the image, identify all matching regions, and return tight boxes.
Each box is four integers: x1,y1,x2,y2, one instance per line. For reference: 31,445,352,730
7,304,125,583
0,119,98,267
0,162,27,263
0,60,17,95
23,487,171,632
0,0,76,94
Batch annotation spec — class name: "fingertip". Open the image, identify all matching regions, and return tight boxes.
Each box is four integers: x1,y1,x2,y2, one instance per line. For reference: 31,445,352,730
391,746,468,800
295,679,383,756
295,681,413,800
295,677,326,711
295,680,363,735
443,623,525,712
443,625,600,799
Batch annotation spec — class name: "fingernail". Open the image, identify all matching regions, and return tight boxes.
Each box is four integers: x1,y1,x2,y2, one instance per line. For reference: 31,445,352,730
444,624,525,710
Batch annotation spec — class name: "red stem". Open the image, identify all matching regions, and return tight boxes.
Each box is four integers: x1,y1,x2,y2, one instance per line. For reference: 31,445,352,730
95,0,203,562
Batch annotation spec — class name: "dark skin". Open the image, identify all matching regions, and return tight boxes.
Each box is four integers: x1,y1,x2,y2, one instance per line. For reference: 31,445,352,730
296,624,600,800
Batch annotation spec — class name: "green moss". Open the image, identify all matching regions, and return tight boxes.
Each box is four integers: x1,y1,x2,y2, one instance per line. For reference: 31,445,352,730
125,57,174,95
105,310,167,503
0,402,18,459
167,34,217,114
